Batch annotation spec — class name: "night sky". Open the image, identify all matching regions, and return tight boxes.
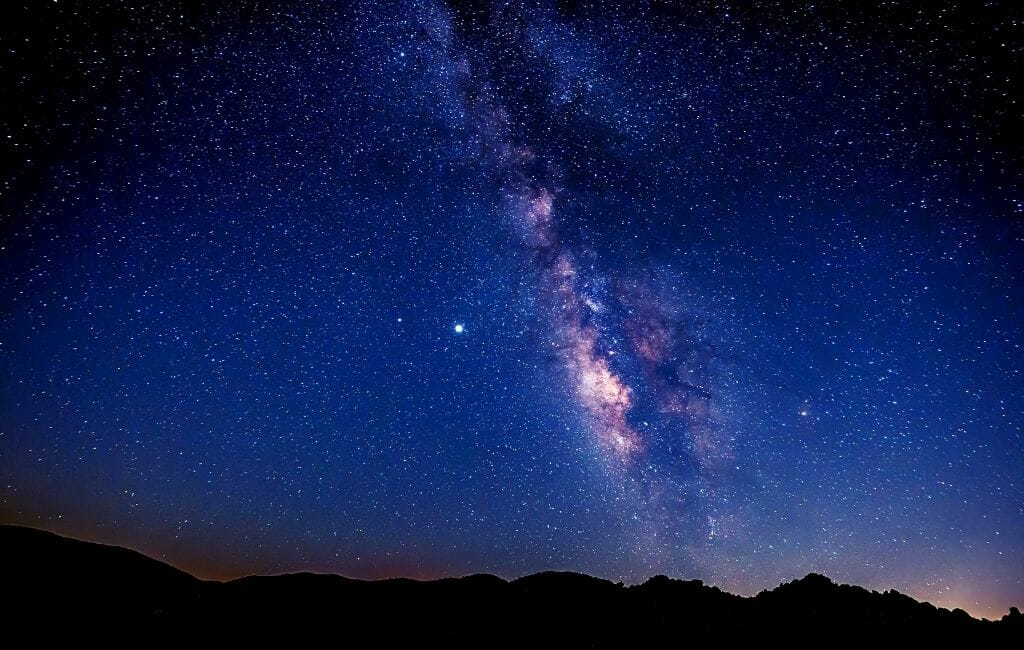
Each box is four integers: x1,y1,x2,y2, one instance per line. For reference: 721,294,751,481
2,0,1022,618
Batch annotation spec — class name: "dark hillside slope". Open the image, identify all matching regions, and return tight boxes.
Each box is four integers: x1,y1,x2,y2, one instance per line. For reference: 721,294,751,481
3,524,1021,645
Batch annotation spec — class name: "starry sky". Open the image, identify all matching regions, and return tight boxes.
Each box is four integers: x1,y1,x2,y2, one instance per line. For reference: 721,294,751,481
2,0,1022,619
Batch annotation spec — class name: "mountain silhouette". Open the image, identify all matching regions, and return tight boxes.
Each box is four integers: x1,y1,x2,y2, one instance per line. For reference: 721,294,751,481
3,524,1021,645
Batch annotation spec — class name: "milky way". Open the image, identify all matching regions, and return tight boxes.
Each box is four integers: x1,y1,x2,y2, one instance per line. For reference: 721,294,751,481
1,0,1021,618
421,1,734,560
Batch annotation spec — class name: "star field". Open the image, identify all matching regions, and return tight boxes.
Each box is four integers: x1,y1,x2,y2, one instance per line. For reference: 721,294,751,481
1,0,1021,618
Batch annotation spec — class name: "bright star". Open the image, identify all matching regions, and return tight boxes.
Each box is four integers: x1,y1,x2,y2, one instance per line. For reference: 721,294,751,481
454,323,464,334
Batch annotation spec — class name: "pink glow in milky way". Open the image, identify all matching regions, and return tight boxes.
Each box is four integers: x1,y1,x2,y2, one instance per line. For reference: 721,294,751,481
515,187,642,462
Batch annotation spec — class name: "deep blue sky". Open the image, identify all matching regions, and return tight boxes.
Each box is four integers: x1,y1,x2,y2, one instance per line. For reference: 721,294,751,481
2,0,1021,618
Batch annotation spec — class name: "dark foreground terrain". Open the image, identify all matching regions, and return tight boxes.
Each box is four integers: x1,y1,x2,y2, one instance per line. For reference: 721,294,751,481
2,524,1021,646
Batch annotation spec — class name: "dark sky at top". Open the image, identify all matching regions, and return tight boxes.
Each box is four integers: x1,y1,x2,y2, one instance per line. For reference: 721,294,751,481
1,0,1021,618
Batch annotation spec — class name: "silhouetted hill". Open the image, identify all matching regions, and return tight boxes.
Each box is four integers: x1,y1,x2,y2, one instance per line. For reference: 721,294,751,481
2,524,204,621
3,524,1021,646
